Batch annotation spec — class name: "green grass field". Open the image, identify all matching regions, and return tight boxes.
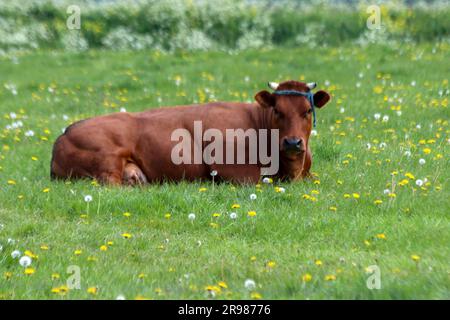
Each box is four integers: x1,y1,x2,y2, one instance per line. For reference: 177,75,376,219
0,43,449,299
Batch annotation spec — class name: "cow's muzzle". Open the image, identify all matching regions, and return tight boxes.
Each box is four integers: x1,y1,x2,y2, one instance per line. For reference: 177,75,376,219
282,137,305,154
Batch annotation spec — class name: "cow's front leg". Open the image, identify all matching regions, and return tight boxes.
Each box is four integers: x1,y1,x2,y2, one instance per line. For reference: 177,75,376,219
122,163,148,186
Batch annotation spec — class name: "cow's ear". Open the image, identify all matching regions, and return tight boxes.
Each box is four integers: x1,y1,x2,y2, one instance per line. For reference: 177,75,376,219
313,90,331,108
255,90,275,108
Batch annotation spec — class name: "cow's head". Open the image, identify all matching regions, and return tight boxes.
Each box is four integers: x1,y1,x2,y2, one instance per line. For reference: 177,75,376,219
255,80,331,160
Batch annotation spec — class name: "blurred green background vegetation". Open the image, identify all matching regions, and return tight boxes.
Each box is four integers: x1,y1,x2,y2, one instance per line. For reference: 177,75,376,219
0,0,449,53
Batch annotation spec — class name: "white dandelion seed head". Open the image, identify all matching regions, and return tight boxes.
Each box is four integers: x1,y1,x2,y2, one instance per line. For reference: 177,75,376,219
116,294,126,300
249,193,257,200
11,250,21,259
404,150,411,157
396,110,402,116
229,212,237,219
324,80,330,86
374,113,381,120
62,114,69,121
188,213,196,221
19,256,32,267
382,115,389,122
84,195,93,203
356,82,361,88
411,81,416,87
310,129,318,136
25,130,35,137
210,170,218,177
120,107,127,113
339,107,345,114
383,189,390,194
379,142,387,149
278,187,286,193
262,177,271,184
10,112,17,119
244,279,256,290
366,143,371,150
415,179,424,187
7,238,15,244
416,124,421,129
0,245,3,252
419,158,426,165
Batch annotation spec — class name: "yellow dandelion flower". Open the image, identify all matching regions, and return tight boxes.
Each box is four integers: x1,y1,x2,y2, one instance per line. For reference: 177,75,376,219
212,212,221,218
374,199,383,205
74,249,82,255
205,285,221,294
7,179,16,185
24,267,35,275
4,272,12,280
218,281,228,289
100,245,108,251
302,273,312,282
123,212,131,218
266,261,276,268
51,287,61,294
247,211,256,217
250,292,262,299
352,193,360,199
373,86,383,94
51,273,60,280
87,287,97,295
210,222,219,228
231,204,240,209
411,254,420,262
40,245,49,250
121,233,132,239
315,259,323,266
164,213,171,219
329,206,337,212
31,156,38,161
250,256,257,262
42,188,50,193
423,148,431,154
324,274,336,281
199,187,207,192
376,233,386,240
405,172,415,180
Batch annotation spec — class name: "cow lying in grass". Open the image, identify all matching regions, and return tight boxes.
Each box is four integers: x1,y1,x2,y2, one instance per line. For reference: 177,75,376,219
51,80,331,184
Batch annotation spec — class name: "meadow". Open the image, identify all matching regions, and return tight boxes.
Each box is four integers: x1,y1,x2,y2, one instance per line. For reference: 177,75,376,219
0,43,449,299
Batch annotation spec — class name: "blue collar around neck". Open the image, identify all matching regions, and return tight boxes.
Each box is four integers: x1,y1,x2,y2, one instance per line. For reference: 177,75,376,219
272,90,317,127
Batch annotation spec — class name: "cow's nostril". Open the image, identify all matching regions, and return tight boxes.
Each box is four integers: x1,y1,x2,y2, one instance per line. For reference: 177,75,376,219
284,137,302,151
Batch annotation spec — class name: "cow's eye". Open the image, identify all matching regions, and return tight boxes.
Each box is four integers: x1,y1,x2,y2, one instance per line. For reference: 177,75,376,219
303,109,312,118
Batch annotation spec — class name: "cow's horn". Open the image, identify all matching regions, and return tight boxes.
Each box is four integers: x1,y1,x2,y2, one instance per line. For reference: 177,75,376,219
268,82,279,90
307,82,317,90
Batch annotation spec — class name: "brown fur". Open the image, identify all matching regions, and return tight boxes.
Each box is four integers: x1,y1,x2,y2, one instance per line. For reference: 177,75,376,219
50,81,330,185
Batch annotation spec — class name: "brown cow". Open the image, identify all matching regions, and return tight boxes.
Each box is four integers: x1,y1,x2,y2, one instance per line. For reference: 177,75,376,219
50,80,331,184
